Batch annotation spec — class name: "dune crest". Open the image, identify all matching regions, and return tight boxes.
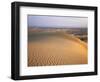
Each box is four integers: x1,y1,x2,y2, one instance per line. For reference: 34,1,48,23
61,32,87,48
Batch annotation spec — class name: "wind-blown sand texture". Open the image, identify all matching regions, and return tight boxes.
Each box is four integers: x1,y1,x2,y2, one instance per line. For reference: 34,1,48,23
28,32,87,66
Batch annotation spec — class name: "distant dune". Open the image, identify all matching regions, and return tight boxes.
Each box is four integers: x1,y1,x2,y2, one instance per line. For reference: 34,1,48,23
28,32,87,66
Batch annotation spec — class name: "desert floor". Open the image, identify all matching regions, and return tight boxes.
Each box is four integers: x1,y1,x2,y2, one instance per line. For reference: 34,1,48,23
28,32,87,66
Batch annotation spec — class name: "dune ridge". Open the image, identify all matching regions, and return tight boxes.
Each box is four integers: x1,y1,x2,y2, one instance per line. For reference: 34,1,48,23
60,32,87,49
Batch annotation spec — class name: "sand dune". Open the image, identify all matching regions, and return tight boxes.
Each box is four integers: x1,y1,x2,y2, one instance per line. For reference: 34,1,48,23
28,32,87,66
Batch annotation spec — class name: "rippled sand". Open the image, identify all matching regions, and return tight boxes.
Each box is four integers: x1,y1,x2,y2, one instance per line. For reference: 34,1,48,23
28,32,87,66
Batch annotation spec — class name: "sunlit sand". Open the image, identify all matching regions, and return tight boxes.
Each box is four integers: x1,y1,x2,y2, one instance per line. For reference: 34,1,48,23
28,32,87,66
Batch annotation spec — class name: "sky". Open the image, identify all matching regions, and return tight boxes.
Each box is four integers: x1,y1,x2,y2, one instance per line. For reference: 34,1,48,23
28,15,88,28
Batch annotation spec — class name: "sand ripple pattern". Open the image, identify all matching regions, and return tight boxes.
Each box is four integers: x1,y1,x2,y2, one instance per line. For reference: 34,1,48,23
28,32,87,66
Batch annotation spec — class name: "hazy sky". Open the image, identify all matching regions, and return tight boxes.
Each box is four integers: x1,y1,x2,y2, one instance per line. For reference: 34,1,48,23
28,15,88,28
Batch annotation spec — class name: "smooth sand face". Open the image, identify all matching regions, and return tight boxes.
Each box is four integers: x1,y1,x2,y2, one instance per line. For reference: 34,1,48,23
28,32,87,66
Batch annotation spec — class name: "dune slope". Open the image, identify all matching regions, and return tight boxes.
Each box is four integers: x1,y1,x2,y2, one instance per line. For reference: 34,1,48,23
28,32,87,66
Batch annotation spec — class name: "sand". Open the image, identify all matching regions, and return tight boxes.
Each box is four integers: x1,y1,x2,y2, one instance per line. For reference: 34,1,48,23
28,32,87,66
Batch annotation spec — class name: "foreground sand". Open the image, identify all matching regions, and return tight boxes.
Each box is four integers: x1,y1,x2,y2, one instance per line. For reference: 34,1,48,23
28,32,87,66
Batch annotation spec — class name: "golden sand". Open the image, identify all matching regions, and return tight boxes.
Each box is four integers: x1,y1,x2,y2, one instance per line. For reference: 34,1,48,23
28,32,87,66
